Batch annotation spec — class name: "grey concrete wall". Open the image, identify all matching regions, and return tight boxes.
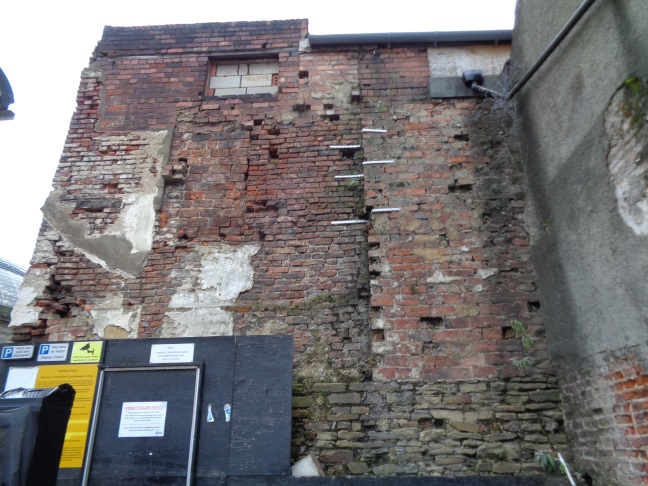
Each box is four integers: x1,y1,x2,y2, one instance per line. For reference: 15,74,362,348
511,1,648,484
511,0,648,366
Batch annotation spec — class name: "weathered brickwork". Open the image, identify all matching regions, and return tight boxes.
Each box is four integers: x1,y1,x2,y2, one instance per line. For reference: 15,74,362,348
12,20,570,477
560,346,648,485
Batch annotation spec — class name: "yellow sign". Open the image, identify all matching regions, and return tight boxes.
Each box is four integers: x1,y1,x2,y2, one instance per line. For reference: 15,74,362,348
35,364,99,468
70,341,103,363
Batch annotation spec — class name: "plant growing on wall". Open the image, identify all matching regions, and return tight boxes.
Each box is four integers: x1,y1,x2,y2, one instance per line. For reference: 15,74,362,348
510,320,534,370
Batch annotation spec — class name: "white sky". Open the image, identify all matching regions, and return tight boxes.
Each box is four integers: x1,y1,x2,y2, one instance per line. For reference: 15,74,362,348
0,0,516,269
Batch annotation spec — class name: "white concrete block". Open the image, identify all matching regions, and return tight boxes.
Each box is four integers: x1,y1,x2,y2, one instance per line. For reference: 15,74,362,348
246,86,278,95
249,62,279,75
241,74,273,87
210,75,241,89
213,88,247,96
238,63,248,75
216,64,239,76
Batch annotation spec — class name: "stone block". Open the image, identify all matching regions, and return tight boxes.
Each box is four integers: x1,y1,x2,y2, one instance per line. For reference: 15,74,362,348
492,462,521,474
313,383,347,393
319,450,353,464
435,455,466,465
329,393,362,404
347,462,369,474
386,391,414,405
431,409,464,421
292,397,313,408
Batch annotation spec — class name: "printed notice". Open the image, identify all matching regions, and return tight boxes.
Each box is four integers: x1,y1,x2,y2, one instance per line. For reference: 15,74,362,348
1,345,34,360
37,343,69,362
150,343,194,363
35,364,99,468
4,367,38,391
119,401,168,438
70,341,103,363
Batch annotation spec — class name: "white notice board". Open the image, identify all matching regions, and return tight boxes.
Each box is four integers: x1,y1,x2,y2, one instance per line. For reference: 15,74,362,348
118,401,168,438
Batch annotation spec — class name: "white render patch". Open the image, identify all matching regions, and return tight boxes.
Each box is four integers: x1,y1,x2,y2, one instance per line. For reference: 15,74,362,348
478,269,498,279
90,293,140,339
163,308,233,337
163,244,260,337
426,271,462,284
106,130,168,254
362,128,387,133
9,268,50,327
335,174,364,179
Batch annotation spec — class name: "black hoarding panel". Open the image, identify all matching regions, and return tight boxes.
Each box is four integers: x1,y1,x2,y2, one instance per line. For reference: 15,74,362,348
228,336,293,476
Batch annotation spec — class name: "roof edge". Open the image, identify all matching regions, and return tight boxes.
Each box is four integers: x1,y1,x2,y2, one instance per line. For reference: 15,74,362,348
309,30,512,47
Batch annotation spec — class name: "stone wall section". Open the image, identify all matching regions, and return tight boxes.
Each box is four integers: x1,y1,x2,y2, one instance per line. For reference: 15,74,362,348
11,21,569,477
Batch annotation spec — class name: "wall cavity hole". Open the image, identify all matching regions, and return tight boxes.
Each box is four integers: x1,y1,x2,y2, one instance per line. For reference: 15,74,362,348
268,147,279,159
420,317,443,327
372,329,385,341
253,119,263,126
449,183,474,192
298,70,309,79
527,301,541,312
502,326,515,339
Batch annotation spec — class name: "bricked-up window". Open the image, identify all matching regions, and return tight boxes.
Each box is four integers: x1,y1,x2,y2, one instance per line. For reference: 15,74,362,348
207,60,279,97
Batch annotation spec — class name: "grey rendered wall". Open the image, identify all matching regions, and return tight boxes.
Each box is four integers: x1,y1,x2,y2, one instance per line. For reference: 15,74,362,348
510,1,648,484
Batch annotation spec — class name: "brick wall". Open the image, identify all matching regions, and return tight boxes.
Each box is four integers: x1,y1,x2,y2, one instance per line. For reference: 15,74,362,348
12,21,569,477
560,346,648,485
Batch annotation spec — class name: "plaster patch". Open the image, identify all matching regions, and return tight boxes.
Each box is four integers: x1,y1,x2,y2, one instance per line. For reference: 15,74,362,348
163,244,259,337
163,308,233,337
90,293,140,338
427,271,462,284
478,269,498,279
247,319,289,335
41,129,170,277
9,268,50,327
121,193,157,253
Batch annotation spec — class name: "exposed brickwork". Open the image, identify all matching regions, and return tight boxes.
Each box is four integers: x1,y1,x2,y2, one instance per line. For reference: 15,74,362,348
13,21,569,478
560,347,648,485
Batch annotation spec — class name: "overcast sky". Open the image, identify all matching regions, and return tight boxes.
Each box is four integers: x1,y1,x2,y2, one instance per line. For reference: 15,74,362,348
0,0,516,269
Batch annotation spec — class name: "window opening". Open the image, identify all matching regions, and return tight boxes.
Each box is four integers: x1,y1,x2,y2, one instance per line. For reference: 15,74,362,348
207,60,279,97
